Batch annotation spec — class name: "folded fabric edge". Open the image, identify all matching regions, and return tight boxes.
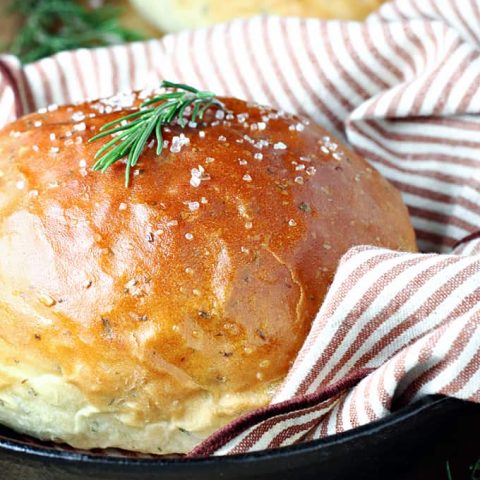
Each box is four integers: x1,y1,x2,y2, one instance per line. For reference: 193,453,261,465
188,368,374,457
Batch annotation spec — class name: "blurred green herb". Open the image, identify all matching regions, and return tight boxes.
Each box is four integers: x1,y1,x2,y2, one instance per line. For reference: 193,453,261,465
7,0,144,63
447,460,453,480
446,458,480,480
471,459,480,480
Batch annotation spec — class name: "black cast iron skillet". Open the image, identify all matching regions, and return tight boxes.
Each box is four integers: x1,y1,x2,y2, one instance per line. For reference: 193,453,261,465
0,396,479,480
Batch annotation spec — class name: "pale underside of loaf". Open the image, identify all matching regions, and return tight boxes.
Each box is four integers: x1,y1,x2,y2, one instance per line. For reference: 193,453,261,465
0,346,276,454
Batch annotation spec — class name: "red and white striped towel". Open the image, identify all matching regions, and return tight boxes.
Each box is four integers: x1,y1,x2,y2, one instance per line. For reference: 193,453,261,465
0,0,479,456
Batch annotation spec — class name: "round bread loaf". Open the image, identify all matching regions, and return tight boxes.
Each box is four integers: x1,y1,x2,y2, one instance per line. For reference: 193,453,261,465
129,0,386,33
0,91,416,454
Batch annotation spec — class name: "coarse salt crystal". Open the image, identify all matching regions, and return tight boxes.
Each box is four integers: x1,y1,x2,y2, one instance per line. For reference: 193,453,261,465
38,293,56,306
73,122,86,132
254,153,263,161
185,233,194,240
242,174,252,182
326,141,338,151
294,176,304,184
190,165,205,187
71,112,84,121
170,133,190,153
288,219,297,227
274,142,287,150
190,176,201,188
320,146,329,154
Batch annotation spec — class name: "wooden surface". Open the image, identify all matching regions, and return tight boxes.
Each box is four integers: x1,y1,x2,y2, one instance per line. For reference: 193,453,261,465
118,0,162,38
0,4,20,50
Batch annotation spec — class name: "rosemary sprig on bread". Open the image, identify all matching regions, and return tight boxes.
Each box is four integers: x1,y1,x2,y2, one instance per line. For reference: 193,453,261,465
89,80,225,186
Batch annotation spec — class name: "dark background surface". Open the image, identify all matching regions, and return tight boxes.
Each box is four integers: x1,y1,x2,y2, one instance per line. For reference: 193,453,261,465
0,396,479,480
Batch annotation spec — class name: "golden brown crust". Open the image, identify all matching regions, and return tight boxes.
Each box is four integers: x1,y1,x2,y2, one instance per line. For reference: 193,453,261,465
0,92,416,450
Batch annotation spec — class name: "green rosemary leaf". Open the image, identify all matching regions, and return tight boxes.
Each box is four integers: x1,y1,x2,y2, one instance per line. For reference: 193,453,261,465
98,109,153,132
191,101,202,123
93,134,128,160
89,80,226,186
91,119,145,141
199,100,216,119
129,116,157,167
141,92,184,106
161,81,199,94
177,100,193,128
155,121,163,155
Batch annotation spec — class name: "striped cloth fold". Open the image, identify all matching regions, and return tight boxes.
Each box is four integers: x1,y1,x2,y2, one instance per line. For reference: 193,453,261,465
0,0,479,456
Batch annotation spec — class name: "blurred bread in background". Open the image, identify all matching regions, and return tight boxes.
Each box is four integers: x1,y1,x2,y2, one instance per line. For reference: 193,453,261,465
117,0,162,37
128,0,386,33
1,0,386,62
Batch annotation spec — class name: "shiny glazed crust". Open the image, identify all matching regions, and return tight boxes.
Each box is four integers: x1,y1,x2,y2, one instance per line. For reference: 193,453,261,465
0,92,416,453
